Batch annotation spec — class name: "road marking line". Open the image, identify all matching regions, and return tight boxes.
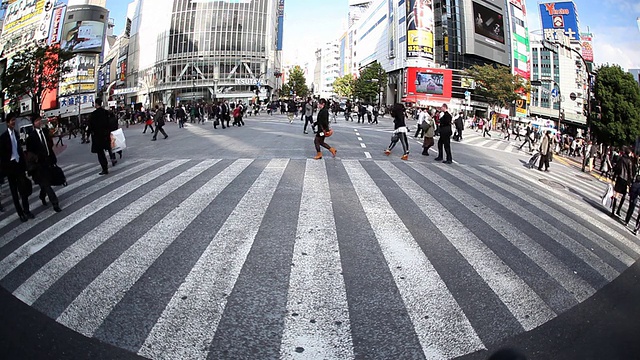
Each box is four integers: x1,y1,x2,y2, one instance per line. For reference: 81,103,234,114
56,160,253,337
346,160,484,358
360,143,366,148
279,160,354,360
364,152,372,158
140,160,287,360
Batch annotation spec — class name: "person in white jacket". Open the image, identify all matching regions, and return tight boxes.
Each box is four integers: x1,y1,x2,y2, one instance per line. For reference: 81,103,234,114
414,108,428,138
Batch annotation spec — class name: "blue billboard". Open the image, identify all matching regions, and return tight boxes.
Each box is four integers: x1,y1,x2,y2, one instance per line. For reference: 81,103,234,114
539,1,580,40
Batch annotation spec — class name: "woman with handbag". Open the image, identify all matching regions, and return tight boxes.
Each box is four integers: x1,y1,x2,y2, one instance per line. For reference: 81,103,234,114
384,103,410,160
312,99,336,160
422,113,436,156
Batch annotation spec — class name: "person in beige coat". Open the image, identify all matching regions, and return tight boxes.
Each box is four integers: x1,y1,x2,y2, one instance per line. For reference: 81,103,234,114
538,130,553,171
421,113,436,156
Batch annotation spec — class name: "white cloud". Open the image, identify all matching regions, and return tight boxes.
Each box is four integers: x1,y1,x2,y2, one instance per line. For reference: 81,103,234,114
589,26,640,70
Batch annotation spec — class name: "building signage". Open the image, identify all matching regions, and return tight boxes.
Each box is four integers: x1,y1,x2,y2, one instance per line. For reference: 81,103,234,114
35,0,55,41
48,6,66,45
276,0,284,51
113,87,140,95
508,0,531,80
515,98,527,117
60,5,108,54
405,0,434,60
388,0,395,58
235,78,258,85
58,93,95,114
2,0,50,36
539,1,580,40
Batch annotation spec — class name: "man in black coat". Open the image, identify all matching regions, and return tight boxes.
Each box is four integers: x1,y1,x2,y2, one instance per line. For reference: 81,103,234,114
434,103,453,164
88,98,111,175
0,112,34,222
26,115,62,212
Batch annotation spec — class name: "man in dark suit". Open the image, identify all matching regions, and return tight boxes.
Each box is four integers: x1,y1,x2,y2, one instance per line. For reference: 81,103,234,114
434,103,453,164
26,115,62,212
87,98,111,175
0,112,34,222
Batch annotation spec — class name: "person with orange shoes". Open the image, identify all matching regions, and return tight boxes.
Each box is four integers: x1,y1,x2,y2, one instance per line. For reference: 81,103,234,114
312,98,336,160
384,103,410,160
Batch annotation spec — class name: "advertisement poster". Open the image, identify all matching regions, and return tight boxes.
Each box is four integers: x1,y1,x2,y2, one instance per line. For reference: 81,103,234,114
473,1,505,44
2,0,51,35
276,0,284,51
580,32,593,63
48,6,66,45
388,0,395,58
415,72,444,95
406,0,434,60
539,2,580,40
515,98,527,117
59,55,97,96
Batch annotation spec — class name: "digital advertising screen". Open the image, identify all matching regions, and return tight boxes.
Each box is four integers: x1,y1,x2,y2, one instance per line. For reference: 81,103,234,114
60,5,108,54
416,72,444,95
406,0,434,60
61,20,105,53
473,1,505,44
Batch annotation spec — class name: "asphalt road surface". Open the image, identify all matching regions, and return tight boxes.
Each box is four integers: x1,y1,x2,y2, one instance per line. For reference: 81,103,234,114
1,113,639,360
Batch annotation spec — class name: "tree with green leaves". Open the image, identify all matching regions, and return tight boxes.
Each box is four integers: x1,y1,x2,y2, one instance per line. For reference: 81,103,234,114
2,44,74,114
354,61,387,104
463,64,528,108
591,65,640,146
333,74,355,99
280,65,309,98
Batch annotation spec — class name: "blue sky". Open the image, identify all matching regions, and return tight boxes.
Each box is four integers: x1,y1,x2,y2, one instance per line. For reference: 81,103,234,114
100,0,639,69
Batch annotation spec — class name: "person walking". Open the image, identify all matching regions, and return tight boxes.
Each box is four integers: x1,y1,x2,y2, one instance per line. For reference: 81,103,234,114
312,98,336,159
612,147,634,217
0,112,34,221
88,98,112,175
422,111,436,156
26,115,62,212
518,122,534,151
384,103,410,160
537,130,552,172
303,97,314,134
625,175,640,228
414,108,426,138
152,104,169,141
453,111,464,141
142,114,154,133
434,103,453,164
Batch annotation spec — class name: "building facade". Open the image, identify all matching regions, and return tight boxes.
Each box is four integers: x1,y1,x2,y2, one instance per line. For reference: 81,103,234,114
313,41,340,98
124,0,283,107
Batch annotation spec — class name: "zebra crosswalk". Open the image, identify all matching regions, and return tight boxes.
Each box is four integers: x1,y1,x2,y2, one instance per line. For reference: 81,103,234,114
459,130,532,155
0,157,636,359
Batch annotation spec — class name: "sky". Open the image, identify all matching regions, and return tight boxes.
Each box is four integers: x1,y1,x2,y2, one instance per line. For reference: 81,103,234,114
99,0,639,69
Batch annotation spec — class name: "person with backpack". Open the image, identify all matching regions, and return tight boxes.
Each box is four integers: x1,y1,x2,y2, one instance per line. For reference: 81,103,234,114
232,104,244,127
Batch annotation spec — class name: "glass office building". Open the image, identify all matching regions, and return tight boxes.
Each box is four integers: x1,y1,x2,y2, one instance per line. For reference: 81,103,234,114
126,0,282,106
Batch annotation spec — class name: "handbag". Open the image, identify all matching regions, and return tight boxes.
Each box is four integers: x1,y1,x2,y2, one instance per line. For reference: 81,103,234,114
601,184,614,209
324,129,333,137
50,165,67,187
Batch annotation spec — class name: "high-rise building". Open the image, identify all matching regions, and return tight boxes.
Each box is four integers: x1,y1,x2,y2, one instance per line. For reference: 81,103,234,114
313,41,340,98
628,69,640,88
124,0,283,107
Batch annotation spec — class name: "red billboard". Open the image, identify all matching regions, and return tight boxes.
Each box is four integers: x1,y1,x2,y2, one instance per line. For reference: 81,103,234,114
403,67,452,103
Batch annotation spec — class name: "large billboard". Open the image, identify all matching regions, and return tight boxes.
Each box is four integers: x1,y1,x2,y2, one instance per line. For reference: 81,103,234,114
60,5,108,54
509,0,530,80
59,54,97,96
406,0,434,60
0,0,55,56
48,6,66,45
462,0,509,66
539,1,580,40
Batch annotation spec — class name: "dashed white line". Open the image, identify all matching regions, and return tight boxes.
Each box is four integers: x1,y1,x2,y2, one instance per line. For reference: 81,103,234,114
364,152,372,158
360,143,367,148
357,137,363,141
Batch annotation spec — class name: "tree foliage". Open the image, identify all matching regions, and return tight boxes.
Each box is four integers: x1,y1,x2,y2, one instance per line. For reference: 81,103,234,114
3,44,74,114
280,65,309,98
332,74,355,99
463,64,529,108
591,65,640,146
354,61,387,104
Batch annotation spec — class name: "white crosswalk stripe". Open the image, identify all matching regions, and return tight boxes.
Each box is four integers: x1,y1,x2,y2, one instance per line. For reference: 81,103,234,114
0,158,636,359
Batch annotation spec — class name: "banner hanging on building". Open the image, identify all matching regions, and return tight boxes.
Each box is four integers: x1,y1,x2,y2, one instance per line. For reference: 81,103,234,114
406,0,434,60
276,0,284,51
580,32,593,63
